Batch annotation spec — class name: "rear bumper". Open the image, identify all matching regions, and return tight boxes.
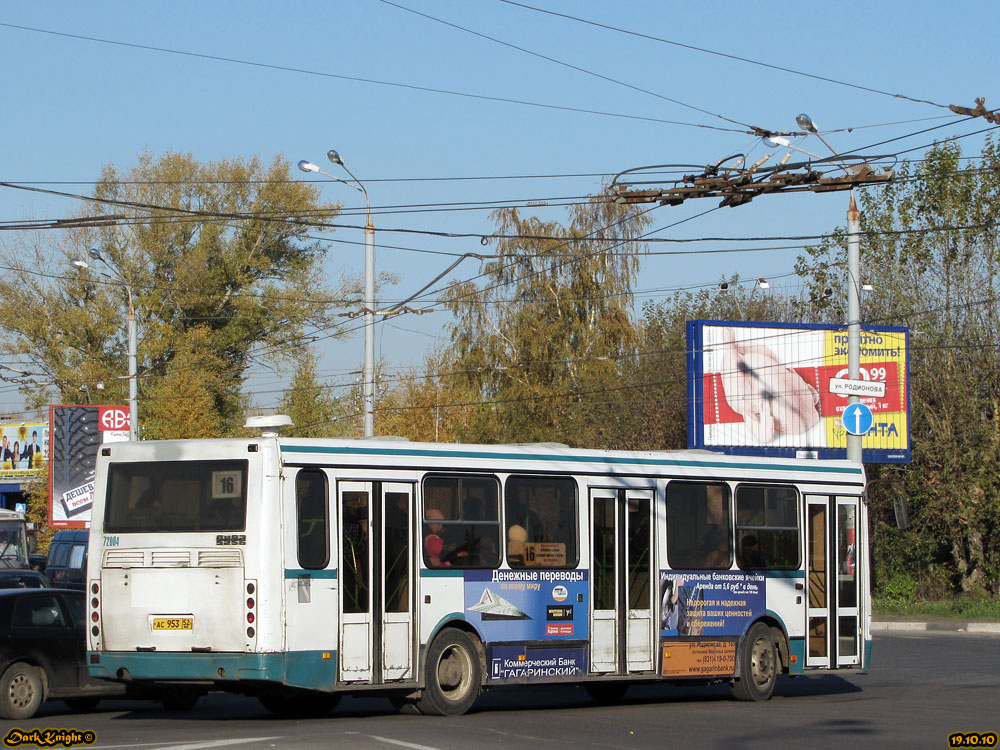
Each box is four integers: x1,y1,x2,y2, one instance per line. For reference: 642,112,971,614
88,650,338,691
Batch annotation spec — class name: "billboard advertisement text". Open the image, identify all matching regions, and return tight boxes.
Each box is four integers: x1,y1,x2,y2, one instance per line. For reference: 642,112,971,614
687,321,910,463
49,406,130,528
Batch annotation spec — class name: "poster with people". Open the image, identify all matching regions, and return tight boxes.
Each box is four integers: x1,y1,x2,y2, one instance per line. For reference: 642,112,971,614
687,320,910,463
0,422,48,477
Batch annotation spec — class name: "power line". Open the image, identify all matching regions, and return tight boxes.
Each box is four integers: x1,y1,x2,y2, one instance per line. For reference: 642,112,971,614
378,0,762,132
8,141,973,188
0,21,746,133
497,0,952,110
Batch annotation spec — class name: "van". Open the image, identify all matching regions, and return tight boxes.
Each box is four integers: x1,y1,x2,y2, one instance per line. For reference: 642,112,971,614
45,529,88,591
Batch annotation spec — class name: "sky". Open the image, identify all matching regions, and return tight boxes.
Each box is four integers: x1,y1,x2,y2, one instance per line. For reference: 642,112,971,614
1,1,998,419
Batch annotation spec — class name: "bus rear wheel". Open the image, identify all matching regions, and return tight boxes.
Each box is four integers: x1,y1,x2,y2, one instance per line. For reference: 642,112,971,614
730,622,778,702
416,629,481,716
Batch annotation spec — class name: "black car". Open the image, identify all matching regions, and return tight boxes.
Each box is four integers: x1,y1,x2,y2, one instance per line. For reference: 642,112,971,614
44,530,88,591
0,588,124,719
0,570,50,589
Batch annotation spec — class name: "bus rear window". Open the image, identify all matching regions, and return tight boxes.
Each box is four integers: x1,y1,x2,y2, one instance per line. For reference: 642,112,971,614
105,460,249,533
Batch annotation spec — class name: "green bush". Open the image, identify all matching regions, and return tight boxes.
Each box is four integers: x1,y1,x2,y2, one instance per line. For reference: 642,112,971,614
880,572,919,604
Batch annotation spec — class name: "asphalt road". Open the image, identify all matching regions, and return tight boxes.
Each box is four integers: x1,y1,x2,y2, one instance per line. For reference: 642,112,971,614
3,632,997,750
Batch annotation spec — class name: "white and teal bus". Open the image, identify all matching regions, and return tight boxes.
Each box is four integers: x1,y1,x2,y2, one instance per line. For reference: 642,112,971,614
86,418,869,716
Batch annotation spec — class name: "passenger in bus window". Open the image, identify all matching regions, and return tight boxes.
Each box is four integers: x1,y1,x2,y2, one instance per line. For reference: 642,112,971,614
701,527,729,568
0,531,20,561
739,533,765,569
136,487,163,525
205,495,244,529
506,498,545,543
424,508,451,567
507,524,527,566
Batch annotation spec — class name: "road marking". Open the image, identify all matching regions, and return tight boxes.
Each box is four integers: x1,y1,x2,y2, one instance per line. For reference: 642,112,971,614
347,733,445,750
99,739,283,750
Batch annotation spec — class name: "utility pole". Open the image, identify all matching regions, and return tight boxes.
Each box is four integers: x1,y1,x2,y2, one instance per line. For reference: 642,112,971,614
847,193,862,462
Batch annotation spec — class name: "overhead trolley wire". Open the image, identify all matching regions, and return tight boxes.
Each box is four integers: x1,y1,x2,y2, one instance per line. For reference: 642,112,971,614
378,0,762,132
0,21,745,133
497,0,953,111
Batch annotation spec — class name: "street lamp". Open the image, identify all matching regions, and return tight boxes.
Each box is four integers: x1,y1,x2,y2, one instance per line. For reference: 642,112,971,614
68,249,139,441
763,134,823,160
796,113,863,463
298,151,376,437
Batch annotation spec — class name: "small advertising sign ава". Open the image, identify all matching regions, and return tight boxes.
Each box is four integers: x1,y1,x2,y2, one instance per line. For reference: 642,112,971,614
49,405,130,528
687,321,910,463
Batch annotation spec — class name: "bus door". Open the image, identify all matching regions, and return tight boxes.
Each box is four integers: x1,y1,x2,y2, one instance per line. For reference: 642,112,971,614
805,495,861,668
283,468,339,691
338,481,414,684
589,488,655,675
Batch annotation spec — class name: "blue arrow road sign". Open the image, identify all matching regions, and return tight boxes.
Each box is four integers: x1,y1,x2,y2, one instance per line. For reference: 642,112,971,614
842,402,874,436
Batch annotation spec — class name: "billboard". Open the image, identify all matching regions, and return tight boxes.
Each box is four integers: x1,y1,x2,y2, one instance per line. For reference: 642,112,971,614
0,422,48,479
49,405,130,529
687,321,910,463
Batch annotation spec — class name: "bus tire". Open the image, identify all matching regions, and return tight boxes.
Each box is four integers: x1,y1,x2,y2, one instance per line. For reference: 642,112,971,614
730,622,778,702
259,689,340,718
416,629,481,716
0,662,44,720
583,682,628,704
388,696,421,714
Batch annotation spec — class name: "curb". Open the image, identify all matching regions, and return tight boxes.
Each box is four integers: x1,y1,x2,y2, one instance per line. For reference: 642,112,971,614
871,620,1000,634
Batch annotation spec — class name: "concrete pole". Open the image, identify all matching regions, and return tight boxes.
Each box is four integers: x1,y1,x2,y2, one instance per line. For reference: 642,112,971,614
126,283,138,441
363,213,376,438
847,191,862,462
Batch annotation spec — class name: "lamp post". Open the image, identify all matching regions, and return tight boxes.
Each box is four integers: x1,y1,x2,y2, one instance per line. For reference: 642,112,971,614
795,113,863,463
298,151,376,438
69,249,139,441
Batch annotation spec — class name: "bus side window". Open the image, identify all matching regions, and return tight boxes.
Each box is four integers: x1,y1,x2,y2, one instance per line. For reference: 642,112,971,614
422,475,500,569
504,476,578,569
666,481,732,570
735,485,799,570
296,469,329,570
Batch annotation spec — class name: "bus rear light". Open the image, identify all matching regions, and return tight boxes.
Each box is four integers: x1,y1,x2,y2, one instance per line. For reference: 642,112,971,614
91,583,99,595
91,612,99,623
245,580,257,638
91,626,99,637
91,598,99,609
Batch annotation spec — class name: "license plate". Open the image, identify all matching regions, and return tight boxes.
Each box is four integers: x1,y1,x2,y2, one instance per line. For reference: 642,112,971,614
152,617,193,630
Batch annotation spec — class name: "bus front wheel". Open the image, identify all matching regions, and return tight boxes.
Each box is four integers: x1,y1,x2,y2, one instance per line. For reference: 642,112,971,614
416,629,481,716
730,622,778,702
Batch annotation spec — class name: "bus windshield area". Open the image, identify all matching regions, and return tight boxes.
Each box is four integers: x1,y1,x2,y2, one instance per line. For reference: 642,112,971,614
0,521,27,568
104,460,249,533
